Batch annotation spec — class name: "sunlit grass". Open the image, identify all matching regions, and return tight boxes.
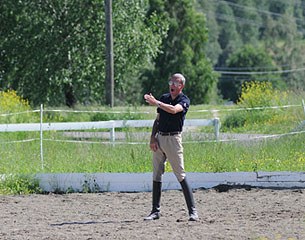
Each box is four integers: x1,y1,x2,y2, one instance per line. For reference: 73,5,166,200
0,131,304,174
0,89,304,175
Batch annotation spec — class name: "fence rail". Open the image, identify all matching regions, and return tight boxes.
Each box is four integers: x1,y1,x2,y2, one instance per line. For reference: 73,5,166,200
0,118,220,140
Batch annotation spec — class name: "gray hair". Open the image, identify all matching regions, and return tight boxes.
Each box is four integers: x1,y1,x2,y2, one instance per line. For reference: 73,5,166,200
172,73,186,85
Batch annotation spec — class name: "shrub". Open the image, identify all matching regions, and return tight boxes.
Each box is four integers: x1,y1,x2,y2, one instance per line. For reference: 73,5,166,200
0,174,42,194
0,90,37,123
223,112,247,129
238,81,286,108
0,90,30,111
223,81,288,130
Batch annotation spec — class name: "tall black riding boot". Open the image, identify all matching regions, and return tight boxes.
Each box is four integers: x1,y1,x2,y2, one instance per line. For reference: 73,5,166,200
180,178,199,221
144,181,162,220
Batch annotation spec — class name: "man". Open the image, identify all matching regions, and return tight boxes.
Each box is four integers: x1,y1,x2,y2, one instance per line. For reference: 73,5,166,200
143,73,199,221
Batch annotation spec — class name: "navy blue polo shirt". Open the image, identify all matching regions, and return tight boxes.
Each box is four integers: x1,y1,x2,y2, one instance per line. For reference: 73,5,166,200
157,92,190,132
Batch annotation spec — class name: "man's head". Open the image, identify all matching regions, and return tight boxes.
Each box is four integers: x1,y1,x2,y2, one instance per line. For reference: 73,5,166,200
168,73,185,98
171,73,185,85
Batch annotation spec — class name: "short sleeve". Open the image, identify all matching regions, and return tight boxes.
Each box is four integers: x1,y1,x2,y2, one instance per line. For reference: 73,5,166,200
179,96,190,113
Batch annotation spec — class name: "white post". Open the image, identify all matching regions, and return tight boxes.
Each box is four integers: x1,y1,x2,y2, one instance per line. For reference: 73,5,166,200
40,104,44,169
214,118,220,141
110,120,115,142
302,99,305,116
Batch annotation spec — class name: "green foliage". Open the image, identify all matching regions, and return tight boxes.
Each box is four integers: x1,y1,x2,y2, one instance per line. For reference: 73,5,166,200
239,81,286,108
220,45,283,102
214,0,243,67
0,90,30,113
82,179,100,193
1,0,105,106
0,0,167,107
195,1,221,65
222,112,247,129
142,0,218,104
0,90,38,123
1,0,305,107
232,0,261,44
197,0,305,98
112,0,168,104
0,174,42,194
223,81,288,130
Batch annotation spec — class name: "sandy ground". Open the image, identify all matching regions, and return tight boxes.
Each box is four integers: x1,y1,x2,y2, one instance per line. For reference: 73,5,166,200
1,187,305,240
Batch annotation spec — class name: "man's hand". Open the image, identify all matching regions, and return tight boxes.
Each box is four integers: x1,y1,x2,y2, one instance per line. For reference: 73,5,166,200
144,93,158,106
149,136,158,152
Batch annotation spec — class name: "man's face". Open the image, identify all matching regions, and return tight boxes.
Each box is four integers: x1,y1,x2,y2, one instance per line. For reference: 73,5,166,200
168,77,183,96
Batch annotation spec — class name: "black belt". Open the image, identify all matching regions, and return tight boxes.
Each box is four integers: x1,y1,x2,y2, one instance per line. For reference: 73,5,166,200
158,131,181,136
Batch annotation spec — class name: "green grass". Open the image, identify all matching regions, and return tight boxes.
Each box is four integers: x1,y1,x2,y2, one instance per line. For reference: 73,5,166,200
0,130,304,174
184,134,305,172
0,97,304,175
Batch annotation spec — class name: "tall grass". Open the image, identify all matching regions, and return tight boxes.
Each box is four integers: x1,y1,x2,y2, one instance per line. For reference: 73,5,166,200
0,132,304,174
0,88,304,175
184,134,305,172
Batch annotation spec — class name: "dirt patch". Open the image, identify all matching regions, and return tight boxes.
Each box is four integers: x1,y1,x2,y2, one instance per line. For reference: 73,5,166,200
1,188,305,239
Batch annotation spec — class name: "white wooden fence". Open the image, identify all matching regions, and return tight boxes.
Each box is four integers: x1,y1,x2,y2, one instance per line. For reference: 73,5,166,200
0,118,220,141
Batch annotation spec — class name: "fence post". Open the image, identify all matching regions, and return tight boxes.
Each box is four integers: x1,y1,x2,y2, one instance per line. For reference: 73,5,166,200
40,104,44,169
302,99,305,116
110,120,115,142
214,118,220,141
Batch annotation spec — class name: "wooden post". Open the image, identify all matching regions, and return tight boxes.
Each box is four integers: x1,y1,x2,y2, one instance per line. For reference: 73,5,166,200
105,0,114,107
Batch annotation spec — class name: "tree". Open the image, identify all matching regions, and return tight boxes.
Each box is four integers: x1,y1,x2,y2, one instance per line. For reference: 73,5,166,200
220,44,282,102
142,0,218,104
196,0,305,99
112,0,168,104
261,2,305,92
0,0,167,107
227,0,261,44
214,1,242,67
1,1,106,107
195,0,221,65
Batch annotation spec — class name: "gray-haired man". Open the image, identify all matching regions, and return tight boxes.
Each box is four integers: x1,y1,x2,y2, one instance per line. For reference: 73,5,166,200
143,73,199,221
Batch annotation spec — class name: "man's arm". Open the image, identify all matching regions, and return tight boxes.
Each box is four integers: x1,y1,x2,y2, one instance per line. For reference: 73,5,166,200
150,114,160,152
151,114,160,139
157,101,183,114
144,93,183,114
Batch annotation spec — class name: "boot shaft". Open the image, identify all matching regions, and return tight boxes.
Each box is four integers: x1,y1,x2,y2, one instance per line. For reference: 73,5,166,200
180,178,196,214
152,181,162,212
